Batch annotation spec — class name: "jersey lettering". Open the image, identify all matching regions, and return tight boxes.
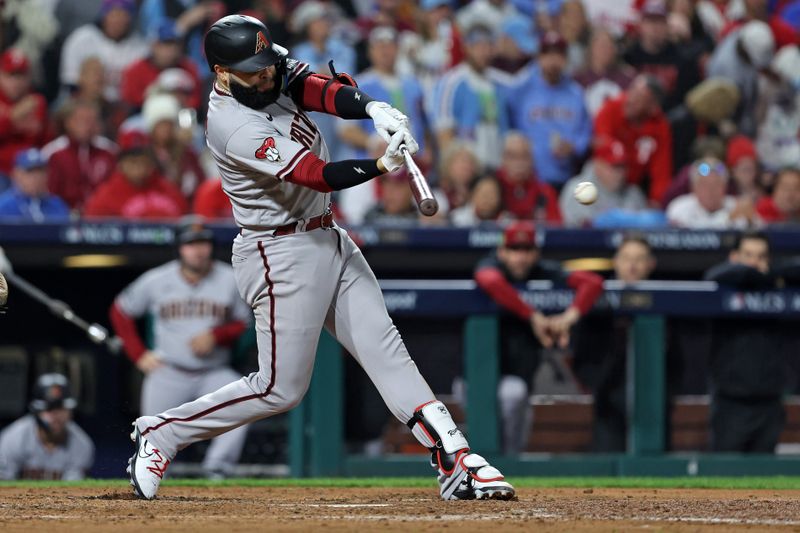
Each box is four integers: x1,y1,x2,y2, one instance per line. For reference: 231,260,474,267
290,111,318,151
158,300,230,320
255,137,282,162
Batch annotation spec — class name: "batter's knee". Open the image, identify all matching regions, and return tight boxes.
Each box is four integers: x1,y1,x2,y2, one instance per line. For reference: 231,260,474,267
498,375,530,408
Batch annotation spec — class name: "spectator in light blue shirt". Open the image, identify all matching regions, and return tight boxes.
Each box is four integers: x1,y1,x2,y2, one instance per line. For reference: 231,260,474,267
506,31,591,189
337,26,429,224
431,24,508,170
0,149,69,222
290,0,356,162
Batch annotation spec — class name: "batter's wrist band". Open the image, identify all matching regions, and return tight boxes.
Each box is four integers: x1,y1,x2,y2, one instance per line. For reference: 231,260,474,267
323,159,382,190
333,86,374,119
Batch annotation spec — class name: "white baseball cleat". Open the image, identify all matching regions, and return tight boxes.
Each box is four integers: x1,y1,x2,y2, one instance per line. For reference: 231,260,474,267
437,453,515,501
127,423,170,500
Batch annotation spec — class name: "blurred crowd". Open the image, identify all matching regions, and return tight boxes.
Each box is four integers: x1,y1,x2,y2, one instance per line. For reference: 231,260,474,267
1,0,800,228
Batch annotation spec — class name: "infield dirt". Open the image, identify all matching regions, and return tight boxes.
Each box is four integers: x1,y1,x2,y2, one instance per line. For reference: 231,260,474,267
2,486,800,531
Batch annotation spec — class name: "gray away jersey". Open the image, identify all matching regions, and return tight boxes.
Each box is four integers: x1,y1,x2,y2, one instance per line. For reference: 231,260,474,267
0,415,94,480
207,59,332,230
116,260,252,370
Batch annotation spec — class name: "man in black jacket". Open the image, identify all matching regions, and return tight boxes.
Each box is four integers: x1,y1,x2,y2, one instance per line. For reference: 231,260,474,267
704,230,787,452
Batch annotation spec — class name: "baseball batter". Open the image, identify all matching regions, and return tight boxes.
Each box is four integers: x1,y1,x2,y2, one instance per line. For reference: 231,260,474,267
112,218,252,477
128,15,514,501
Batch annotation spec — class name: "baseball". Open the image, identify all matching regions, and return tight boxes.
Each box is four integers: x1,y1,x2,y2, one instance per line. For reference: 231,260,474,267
574,181,598,205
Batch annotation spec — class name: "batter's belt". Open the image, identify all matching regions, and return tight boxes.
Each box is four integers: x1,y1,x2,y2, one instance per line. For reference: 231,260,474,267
240,209,335,237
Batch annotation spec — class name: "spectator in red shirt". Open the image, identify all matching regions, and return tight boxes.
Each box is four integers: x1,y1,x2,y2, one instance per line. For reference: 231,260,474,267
142,93,205,200
594,74,673,203
83,131,187,219
494,132,562,224
193,178,232,220
756,167,800,224
0,49,48,176
42,99,116,211
119,19,202,112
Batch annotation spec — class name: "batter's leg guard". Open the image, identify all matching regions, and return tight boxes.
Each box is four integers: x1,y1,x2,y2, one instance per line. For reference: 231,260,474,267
408,400,516,501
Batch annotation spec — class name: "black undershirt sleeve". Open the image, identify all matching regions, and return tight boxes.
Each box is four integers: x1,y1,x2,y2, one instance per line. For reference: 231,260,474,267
322,159,383,191
332,85,374,119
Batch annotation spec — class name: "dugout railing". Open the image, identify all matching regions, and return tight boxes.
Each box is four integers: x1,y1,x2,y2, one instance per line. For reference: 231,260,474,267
289,280,800,477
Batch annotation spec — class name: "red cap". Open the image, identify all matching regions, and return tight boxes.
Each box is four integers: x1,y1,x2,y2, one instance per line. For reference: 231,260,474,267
117,130,150,154
726,135,757,168
594,137,628,165
0,49,29,74
539,31,567,54
502,221,536,248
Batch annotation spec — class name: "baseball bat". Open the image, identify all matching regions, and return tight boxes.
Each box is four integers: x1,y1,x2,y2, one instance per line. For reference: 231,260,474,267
401,146,439,216
3,270,123,354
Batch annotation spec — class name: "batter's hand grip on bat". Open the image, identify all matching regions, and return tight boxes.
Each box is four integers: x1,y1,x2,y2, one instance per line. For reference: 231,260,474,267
400,146,439,216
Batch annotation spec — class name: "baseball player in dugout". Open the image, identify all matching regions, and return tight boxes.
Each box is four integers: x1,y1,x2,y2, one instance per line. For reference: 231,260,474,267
0,373,95,480
127,15,515,501
474,221,604,454
111,216,252,479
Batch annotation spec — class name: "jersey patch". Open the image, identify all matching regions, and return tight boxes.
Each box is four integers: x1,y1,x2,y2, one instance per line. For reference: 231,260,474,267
255,137,282,162
255,31,270,54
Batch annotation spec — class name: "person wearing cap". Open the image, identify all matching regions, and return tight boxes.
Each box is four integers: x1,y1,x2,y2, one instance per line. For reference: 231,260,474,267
707,20,775,137
41,99,117,211
83,130,188,219
120,18,203,111
60,0,149,103
559,137,648,227
623,0,701,112
494,132,562,223
666,157,742,228
456,0,523,36
594,74,673,203
109,216,252,478
573,28,636,118
138,0,226,80
0,373,94,480
0,148,69,221
493,16,537,74
337,26,428,224
504,30,591,188
0,49,48,176
142,92,206,199
473,221,604,454
432,23,507,169
290,0,355,162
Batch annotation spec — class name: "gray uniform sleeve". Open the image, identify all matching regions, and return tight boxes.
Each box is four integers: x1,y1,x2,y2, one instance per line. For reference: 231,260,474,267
116,270,158,318
225,121,312,182
0,425,22,479
62,425,94,481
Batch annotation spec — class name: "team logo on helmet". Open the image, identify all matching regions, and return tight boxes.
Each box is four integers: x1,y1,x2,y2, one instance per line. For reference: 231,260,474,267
255,137,281,162
255,31,270,54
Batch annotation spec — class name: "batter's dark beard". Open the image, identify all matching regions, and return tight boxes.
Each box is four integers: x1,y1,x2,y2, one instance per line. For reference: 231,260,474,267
229,79,282,109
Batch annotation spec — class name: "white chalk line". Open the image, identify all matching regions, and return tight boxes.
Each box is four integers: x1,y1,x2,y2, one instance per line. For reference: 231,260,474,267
5,505,800,527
